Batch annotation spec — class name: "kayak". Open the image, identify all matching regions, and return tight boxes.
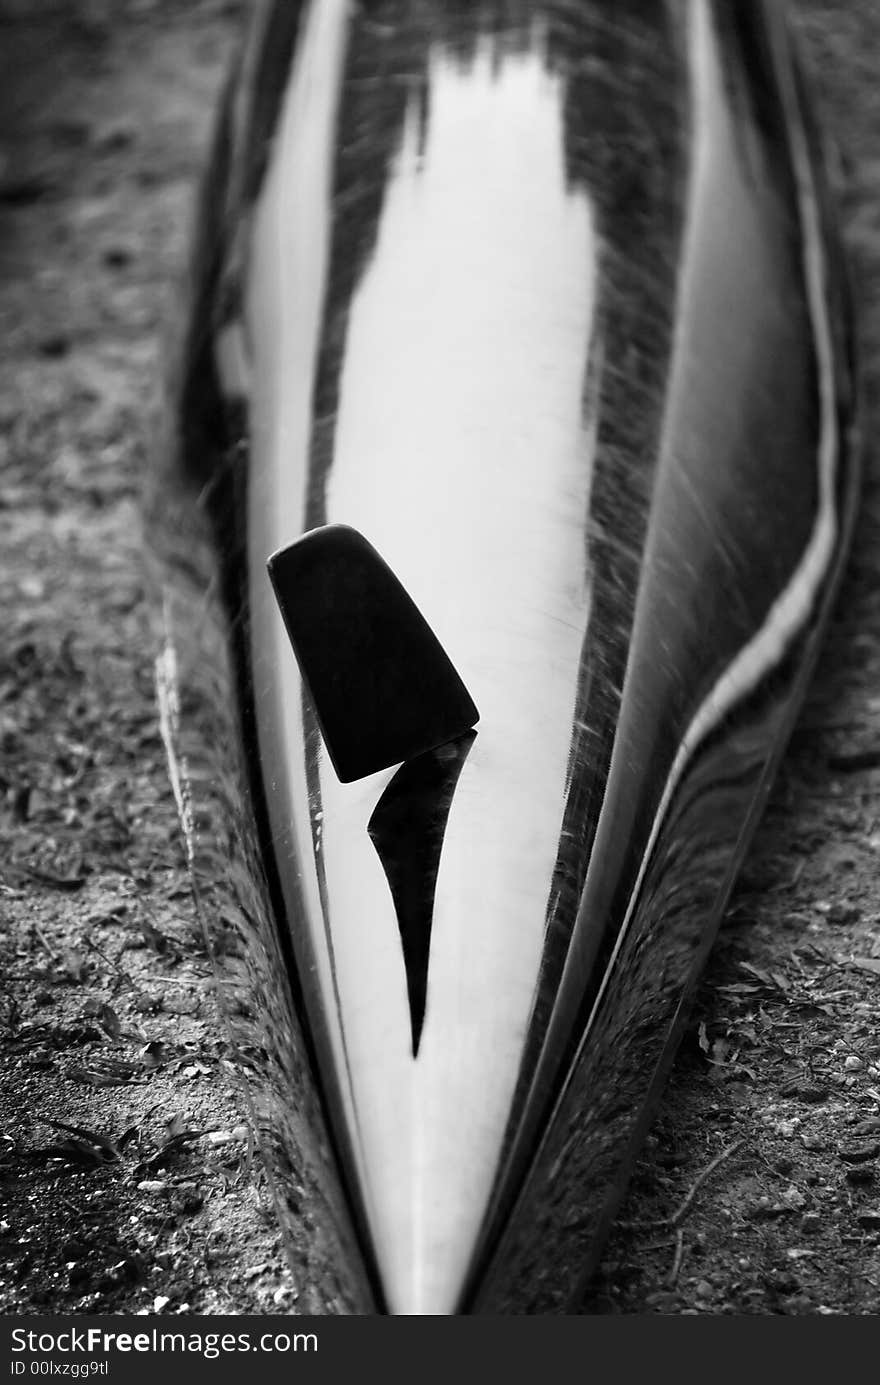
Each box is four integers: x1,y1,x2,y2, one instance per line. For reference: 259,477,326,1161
165,0,859,1314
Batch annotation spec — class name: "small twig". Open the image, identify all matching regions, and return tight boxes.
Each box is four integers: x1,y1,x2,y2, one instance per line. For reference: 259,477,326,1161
619,1139,745,1234
668,1139,745,1230
780,858,807,892
754,1147,811,1190
81,934,145,997
32,923,58,961
668,1228,685,1286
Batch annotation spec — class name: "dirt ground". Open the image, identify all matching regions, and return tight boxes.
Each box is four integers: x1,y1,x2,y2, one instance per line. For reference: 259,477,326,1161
1,0,880,1318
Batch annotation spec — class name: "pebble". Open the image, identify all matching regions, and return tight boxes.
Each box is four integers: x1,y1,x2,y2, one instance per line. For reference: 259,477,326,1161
782,1081,828,1104
844,1055,863,1072
644,1291,680,1311
826,903,861,926
136,1181,167,1194
781,1294,814,1314
748,1197,785,1220
801,1134,825,1151
838,1141,880,1164
171,1187,203,1215
845,1166,875,1186
162,993,199,1016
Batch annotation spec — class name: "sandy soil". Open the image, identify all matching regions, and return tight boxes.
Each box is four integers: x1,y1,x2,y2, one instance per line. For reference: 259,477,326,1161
0,0,300,1317
1,0,879,1317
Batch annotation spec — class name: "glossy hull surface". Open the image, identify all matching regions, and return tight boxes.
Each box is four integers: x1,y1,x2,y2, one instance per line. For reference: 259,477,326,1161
173,0,858,1313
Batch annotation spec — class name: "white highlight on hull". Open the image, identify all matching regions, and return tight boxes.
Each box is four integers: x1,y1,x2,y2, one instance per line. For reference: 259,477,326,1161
322,41,597,1315
527,0,839,1192
245,0,367,1241
248,18,599,1314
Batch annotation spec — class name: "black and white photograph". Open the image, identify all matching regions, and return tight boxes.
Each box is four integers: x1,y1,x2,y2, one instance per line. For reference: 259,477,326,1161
1,0,879,1327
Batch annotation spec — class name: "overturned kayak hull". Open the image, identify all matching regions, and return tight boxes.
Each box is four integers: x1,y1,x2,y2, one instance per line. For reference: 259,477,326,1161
167,0,859,1313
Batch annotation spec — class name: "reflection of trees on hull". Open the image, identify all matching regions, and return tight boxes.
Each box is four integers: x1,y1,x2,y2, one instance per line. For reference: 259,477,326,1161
474,633,822,1312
